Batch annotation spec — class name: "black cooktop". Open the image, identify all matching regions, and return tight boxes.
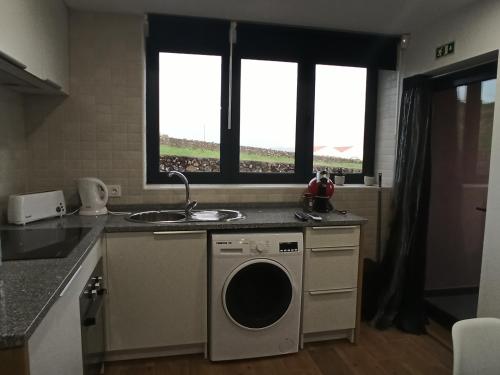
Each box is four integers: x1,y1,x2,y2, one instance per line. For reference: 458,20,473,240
0,227,91,261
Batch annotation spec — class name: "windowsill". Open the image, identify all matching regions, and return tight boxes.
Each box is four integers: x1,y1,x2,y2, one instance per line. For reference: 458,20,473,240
335,184,380,188
143,183,384,190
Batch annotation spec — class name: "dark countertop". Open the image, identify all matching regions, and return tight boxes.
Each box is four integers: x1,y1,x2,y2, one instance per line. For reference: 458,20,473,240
0,206,366,349
105,207,367,232
0,216,107,349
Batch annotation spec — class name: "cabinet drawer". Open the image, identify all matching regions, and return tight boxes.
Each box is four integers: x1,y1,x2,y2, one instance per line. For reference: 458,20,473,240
304,247,359,291
302,288,357,334
305,226,360,249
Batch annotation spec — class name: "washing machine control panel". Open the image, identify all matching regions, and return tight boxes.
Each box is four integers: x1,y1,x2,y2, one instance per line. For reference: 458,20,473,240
213,233,303,256
250,240,270,253
247,240,300,254
279,241,299,253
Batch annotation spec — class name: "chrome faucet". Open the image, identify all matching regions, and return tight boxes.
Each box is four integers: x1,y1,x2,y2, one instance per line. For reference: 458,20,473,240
168,171,197,216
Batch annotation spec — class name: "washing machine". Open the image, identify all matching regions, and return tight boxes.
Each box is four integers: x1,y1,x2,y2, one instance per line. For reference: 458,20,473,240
209,232,303,361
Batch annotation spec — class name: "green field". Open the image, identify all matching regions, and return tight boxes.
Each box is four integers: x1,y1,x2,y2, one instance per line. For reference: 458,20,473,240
160,145,362,170
160,145,220,159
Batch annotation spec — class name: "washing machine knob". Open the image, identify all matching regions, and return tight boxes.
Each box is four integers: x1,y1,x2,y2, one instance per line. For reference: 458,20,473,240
255,242,266,253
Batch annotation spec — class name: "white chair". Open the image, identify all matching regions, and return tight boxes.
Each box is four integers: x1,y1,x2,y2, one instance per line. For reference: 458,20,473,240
452,318,500,375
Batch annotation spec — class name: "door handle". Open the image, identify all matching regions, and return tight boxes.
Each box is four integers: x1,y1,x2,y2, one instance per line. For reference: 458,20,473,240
310,246,357,253
309,288,355,296
153,230,206,235
476,207,487,212
311,225,358,231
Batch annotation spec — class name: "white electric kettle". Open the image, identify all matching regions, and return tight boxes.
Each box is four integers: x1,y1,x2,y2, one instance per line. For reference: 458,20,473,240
77,177,109,216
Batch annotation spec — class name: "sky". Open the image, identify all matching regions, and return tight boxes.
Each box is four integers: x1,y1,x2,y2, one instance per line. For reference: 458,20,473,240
314,64,366,159
159,53,221,144
159,52,367,159
240,59,297,151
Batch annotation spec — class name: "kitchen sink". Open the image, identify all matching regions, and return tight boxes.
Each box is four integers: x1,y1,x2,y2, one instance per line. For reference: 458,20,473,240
189,210,245,222
125,209,245,224
126,210,187,223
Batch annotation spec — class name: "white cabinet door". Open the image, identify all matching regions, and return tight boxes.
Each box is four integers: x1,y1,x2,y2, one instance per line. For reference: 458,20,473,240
304,246,359,291
0,0,69,92
302,289,357,334
0,0,43,76
39,0,69,92
302,225,361,341
304,226,360,249
105,231,207,352
28,237,103,375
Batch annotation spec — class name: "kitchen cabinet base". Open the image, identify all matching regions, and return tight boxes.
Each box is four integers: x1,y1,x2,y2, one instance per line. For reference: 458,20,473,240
301,328,356,348
105,232,207,352
105,343,206,362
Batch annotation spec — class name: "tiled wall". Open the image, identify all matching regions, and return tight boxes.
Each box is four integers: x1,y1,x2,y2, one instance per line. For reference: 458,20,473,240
374,70,399,187
20,10,395,259
24,12,144,205
0,87,27,221
334,187,393,260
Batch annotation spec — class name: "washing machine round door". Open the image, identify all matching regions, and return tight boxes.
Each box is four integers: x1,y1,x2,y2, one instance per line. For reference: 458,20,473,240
223,259,293,330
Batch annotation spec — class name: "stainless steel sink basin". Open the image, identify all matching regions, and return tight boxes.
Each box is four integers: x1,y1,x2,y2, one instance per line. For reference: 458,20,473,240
189,210,245,222
126,210,187,223
125,209,245,224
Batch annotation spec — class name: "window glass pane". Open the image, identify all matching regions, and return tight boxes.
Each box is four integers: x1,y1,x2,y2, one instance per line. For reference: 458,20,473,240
313,65,367,174
159,52,221,173
478,79,496,177
239,59,298,173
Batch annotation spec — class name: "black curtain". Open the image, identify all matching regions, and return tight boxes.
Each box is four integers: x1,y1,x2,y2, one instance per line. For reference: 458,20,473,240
372,75,432,334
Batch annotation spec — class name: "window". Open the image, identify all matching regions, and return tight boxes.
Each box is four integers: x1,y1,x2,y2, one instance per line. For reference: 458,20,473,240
313,65,367,174
159,52,222,173
239,59,298,174
146,15,398,184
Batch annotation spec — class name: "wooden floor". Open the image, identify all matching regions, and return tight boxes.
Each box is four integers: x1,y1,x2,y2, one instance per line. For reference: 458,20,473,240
104,324,453,375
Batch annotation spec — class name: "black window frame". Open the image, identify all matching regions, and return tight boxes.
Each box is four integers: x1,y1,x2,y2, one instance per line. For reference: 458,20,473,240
146,15,398,184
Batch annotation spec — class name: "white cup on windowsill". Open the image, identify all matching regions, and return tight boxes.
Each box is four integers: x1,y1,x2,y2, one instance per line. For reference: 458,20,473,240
364,176,375,186
334,175,345,186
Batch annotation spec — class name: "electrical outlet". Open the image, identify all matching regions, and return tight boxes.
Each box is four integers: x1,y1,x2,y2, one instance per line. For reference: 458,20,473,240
107,185,122,197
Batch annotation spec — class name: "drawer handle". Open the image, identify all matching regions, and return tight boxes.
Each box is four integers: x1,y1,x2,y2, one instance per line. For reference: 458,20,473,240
309,288,355,296
311,226,358,230
59,265,82,297
311,246,357,253
153,230,206,236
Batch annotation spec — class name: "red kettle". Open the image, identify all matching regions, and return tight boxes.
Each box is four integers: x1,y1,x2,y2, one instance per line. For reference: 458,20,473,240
308,171,334,212
308,170,334,198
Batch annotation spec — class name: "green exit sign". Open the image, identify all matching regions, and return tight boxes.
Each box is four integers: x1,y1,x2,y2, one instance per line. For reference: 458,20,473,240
436,41,455,59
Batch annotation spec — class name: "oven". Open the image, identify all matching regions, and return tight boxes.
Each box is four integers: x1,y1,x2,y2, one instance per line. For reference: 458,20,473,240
79,259,106,375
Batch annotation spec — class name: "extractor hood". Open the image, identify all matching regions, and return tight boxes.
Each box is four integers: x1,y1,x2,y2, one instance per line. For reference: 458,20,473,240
0,51,65,95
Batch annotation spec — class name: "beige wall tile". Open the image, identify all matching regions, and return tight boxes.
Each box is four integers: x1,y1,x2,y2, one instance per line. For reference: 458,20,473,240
0,87,27,221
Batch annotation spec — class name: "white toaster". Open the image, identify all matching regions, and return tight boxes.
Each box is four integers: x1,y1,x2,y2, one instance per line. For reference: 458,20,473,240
7,190,66,225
